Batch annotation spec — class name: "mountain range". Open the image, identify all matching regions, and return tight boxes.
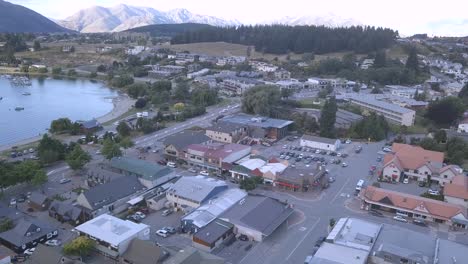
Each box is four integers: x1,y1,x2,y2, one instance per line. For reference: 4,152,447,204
57,4,241,33
0,0,69,33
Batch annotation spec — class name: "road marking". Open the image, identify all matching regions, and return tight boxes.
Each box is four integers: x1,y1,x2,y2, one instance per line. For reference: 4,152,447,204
47,166,70,176
285,217,321,261
299,227,307,231
330,177,351,204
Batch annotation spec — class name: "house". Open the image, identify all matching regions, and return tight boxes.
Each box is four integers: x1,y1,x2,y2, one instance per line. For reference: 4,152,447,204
166,176,228,210
220,114,293,141
109,157,176,188
126,46,145,55
361,58,374,69
274,69,291,80
165,246,225,264
25,244,85,264
78,119,101,133
0,218,58,253
163,130,211,161
458,118,468,133
300,135,341,151
75,214,150,257
76,176,146,217
192,219,234,252
120,239,162,264
360,186,467,228
219,195,293,242
382,143,460,185
276,166,326,192
48,201,88,226
444,175,468,208
184,143,251,173
205,123,247,144
27,192,50,211
181,188,247,233
221,77,262,96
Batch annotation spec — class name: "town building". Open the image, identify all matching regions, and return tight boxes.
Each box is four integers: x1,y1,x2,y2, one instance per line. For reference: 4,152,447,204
385,85,422,99
187,68,210,79
458,117,468,133
361,58,375,70
205,123,248,143
249,61,278,72
443,175,468,208
0,218,58,253
219,195,293,242
148,64,185,78
220,114,293,141
77,118,102,133
300,135,341,151
27,192,50,211
48,201,88,226
229,157,289,182
192,219,234,252
109,157,175,189
360,186,467,228
295,108,363,129
165,246,225,264
166,176,228,210
25,244,85,264
276,166,326,192
126,46,145,55
163,130,212,161
221,77,262,96
75,214,150,258
274,69,291,80
382,143,461,185
347,96,416,126
76,176,146,217
120,239,163,264
184,143,251,173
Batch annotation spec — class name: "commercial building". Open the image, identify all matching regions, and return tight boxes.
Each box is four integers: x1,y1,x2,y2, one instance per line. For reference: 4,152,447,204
26,244,85,264
220,114,293,141
109,157,175,188
184,143,251,172
348,96,416,126
205,123,248,144
220,195,293,242
382,143,462,185
75,214,150,257
120,239,163,264
165,246,225,264
48,201,88,226
300,135,341,151
276,166,326,192
166,176,228,210
294,108,363,129
163,130,212,161
187,68,210,79
192,219,234,252
221,77,262,96
443,174,468,208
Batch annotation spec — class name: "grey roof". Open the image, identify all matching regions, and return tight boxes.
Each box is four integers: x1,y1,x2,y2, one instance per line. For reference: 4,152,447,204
166,246,225,264
0,218,56,247
81,176,145,210
220,195,293,236
0,204,22,221
25,244,85,264
311,243,368,264
110,157,173,180
301,135,339,145
163,130,211,150
167,176,228,204
79,119,101,129
193,219,233,245
49,201,83,221
221,114,293,129
278,166,325,184
29,192,48,205
121,239,161,264
435,239,468,264
348,95,414,114
206,122,245,134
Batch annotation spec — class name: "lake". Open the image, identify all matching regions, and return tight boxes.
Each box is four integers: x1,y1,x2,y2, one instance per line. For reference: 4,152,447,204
0,76,117,147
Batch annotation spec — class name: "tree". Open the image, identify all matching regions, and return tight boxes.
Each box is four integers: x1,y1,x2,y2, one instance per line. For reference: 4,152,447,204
119,137,134,149
67,69,77,77
0,219,14,232
52,67,62,75
37,134,66,164
116,122,131,137
135,98,147,109
459,83,468,105
281,89,293,99
434,129,447,143
89,72,97,78
374,50,387,68
31,170,47,187
370,87,382,94
33,40,41,51
66,145,91,170
174,102,185,113
111,75,134,88
348,112,389,141
101,139,122,160
426,97,465,127
320,97,337,138
174,82,190,101
445,137,468,166
242,85,281,117
63,236,95,258
405,47,419,73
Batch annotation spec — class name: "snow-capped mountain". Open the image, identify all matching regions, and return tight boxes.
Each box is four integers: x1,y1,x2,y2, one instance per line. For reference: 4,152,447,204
267,13,362,28
58,4,240,33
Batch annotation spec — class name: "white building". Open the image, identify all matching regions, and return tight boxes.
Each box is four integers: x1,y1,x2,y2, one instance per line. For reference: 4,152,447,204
458,118,468,133
75,214,150,257
187,68,210,79
126,46,145,55
300,135,341,151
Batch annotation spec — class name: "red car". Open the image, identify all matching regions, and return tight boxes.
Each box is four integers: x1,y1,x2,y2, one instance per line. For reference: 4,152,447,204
158,160,167,165
370,165,377,171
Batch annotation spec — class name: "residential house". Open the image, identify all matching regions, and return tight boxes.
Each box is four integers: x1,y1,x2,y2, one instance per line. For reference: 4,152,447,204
219,195,293,242
48,201,88,226
205,122,247,143
75,214,150,258
126,46,145,55
187,63,201,72
361,59,374,70
109,157,176,189
166,176,228,210
274,69,291,80
165,246,225,264
163,130,211,161
458,117,468,133
27,192,50,211
360,186,467,228
25,244,85,264
120,239,162,264
249,61,278,72
444,175,468,208
382,143,460,185
300,135,341,151
192,219,234,252
220,114,293,141
0,218,58,253
184,143,251,173
76,176,146,217
78,119,101,133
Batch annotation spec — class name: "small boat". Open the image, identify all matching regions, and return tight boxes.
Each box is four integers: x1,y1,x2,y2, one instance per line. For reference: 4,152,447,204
0,97,2,100
22,92,31,96
15,107,24,111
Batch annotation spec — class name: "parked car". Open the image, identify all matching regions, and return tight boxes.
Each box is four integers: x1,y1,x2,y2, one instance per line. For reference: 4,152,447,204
345,139,352,144
413,219,427,226
376,156,382,162
328,176,336,183
162,209,173,216
238,234,248,241
163,226,176,234
45,239,62,246
428,189,440,196
199,171,210,176
403,178,409,184
341,153,348,158
23,248,36,256
157,160,167,165
156,229,169,238
418,181,426,187
341,163,348,167
382,147,392,152
9,198,16,207
126,214,141,222
167,162,177,168
315,149,321,154
59,178,71,184
134,211,146,219
393,215,408,223
17,195,26,203
369,210,384,217
188,168,197,173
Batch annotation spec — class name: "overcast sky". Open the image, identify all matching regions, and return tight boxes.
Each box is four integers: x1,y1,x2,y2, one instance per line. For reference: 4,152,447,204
9,0,468,36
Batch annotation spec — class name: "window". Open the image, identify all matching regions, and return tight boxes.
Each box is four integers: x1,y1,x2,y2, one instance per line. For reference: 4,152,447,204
400,258,409,263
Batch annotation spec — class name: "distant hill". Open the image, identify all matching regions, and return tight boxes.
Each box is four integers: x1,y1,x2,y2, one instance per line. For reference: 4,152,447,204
58,4,239,33
0,0,70,33
125,23,215,37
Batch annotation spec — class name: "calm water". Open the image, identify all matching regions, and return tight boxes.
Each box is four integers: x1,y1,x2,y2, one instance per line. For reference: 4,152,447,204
0,77,117,146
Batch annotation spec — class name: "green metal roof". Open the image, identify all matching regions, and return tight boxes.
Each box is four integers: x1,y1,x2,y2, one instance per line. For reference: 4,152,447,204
110,157,172,180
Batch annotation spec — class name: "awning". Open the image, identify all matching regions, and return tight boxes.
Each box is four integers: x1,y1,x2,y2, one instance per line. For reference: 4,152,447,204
127,196,143,206
452,213,468,225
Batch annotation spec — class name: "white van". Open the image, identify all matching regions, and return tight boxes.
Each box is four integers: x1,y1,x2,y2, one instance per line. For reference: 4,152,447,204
356,179,365,191
167,162,177,168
